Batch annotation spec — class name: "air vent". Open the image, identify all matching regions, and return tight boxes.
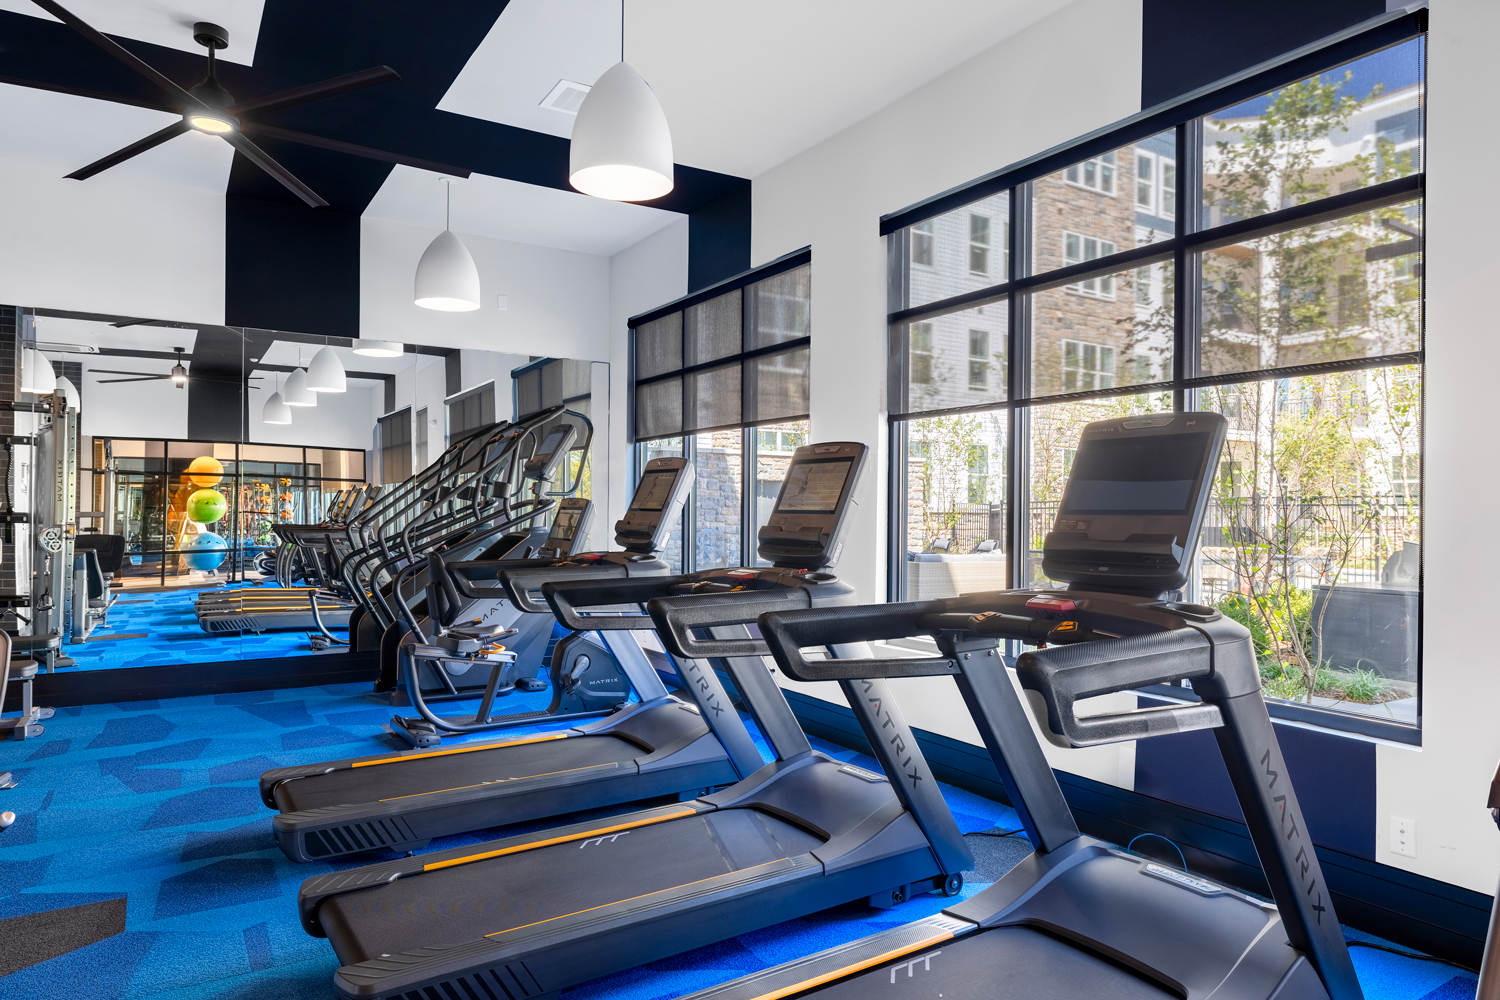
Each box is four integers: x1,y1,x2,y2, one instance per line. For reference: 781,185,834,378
540,79,591,115
35,342,99,354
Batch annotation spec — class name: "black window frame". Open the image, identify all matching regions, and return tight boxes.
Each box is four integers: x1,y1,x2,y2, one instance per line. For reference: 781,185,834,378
885,8,1426,746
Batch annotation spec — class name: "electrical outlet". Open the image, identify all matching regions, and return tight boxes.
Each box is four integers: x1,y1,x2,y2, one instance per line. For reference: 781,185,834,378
497,294,509,311
1390,815,1417,858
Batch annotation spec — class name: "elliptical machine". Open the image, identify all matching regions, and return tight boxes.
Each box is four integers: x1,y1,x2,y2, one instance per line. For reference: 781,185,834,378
383,456,695,748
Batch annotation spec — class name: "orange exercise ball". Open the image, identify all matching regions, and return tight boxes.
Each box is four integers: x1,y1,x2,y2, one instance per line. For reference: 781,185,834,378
185,456,224,488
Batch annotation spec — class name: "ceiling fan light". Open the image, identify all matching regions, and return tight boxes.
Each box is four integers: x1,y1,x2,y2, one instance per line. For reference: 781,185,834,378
568,62,674,202
414,230,481,312
186,111,236,134
306,346,347,392
20,349,57,394
170,362,188,387
283,367,317,406
262,391,292,425
352,339,403,358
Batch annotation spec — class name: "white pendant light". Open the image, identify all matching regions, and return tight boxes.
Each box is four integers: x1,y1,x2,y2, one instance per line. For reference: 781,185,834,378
414,178,481,312
568,6,673,202
306,346,347,393
20,349,56,394
262,372,292,425
352,339,403,358
283,365,316,407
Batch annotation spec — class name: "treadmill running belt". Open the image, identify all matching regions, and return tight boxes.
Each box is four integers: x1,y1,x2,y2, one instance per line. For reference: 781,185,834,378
274,736,644,813
319,809,826,965
815,926,1177,999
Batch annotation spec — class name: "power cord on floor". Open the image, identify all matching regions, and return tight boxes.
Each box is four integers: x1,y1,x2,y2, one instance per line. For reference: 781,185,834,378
1126,832,1187,871
1344,940,1478,974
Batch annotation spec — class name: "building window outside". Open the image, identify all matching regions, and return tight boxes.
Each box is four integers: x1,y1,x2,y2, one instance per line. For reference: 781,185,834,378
1062,340,1116,391
889,31,1426,739
969,215,991,275
911,322,934,384
968,330,990,389
1064,150,1116,194
911,219,934,267
1064,232,1117,297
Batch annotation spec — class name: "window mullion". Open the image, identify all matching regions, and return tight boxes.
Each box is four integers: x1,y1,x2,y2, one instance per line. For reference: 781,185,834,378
1007,182,1033,590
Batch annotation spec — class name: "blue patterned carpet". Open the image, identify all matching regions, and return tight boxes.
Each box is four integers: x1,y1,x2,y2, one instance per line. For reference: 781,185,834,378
62,586,341,672
0,682,1479,999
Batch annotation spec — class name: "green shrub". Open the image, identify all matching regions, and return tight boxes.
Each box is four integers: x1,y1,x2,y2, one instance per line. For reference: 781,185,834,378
1336,668,1389,703
1263,673,1307,702
1216,594,1272,656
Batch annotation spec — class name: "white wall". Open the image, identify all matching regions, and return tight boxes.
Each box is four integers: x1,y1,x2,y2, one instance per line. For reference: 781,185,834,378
80,376,190,440
751,0,1145,784
1374,0,1500,895
0,149,225,325
606,219,690,532
360,216,612,362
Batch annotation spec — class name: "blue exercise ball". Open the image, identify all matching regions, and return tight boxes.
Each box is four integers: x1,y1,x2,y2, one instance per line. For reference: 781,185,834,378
184,532,228,571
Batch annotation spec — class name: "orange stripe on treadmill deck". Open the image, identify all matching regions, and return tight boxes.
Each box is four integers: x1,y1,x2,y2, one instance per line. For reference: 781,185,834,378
422,808,698,872
744,930,956,1000
350,732,569,767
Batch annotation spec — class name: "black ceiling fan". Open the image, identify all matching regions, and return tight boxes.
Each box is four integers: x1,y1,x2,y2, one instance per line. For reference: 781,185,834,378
31,0,464,207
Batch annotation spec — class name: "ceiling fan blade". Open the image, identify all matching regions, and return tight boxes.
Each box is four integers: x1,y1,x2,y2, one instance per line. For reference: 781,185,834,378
89,370,167,377
95,377,166,383
28,0,202,110
240,122,470,177
223,133,327,208
228,66,400,118
66,120,190,180
110,317,155,328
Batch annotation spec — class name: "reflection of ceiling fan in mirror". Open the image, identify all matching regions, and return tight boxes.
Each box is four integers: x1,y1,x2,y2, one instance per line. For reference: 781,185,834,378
92,347,190,387
28,0,462,207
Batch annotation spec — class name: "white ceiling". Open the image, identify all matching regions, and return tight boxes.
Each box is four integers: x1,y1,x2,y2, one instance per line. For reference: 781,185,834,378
0,82,235,190
0,0,266,65
440,0,1075,179
363,164,682,257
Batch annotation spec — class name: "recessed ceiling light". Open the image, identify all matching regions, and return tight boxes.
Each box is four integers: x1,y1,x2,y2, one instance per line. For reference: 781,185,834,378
540,79,591,116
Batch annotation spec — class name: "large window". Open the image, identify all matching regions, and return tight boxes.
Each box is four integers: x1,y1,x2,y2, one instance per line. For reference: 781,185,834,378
378,408,412,485
630,253,812,572
887,22,1424,742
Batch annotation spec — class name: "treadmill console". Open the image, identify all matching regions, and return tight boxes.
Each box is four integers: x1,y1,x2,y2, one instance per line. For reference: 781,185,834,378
1042,412,1226,594
522,423,579,484
540,497,593,558
615,457,694,554
758,442,867,570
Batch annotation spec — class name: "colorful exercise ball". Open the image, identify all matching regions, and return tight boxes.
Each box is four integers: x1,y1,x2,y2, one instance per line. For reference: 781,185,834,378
184,532,228,571
186,488,227,524
185,456,224,487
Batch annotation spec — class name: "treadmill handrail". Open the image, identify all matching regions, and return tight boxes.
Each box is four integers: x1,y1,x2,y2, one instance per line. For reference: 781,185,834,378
1014,628,1225,747
647,589,811,658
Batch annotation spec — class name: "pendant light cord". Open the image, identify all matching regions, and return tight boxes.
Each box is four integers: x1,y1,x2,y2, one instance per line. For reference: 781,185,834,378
621,0,625,62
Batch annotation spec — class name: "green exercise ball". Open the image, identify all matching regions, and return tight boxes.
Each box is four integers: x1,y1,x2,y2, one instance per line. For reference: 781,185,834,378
186,488,227,524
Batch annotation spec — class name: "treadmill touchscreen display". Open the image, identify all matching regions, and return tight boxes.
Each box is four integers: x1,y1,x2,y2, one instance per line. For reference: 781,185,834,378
1062,431,1212,515
630,470,679,511
550,507,583,541
534,428,569,462
776,460,852,514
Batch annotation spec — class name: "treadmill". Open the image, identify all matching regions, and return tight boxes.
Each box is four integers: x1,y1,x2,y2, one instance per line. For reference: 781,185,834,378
680,412,1366,1000
259,456,763,864
294,441,974,1000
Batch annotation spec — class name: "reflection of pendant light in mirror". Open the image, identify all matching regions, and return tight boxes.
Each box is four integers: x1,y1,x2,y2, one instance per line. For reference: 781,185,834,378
568,2,674,202
20,348,56,394
283,351,316,407
352,339,403,357
307,346,346,393
262,372,292,425
414,178,480,311
55,376,80,411
170,347,187,387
